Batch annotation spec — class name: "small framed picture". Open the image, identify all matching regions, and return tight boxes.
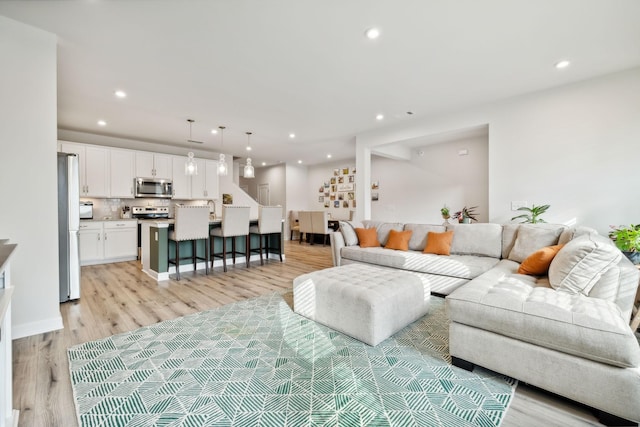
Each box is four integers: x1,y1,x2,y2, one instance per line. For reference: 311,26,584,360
324,191,330,197
319,186,324,193
333,169,340,176
350,167,356,174
324,201,330,208
347,192,355,200
330,193,336,201
338,176,344,184
352,200,357,208
318,196,324,202
324,181,330,188
343,201,349,208
330,177,336,184
331,185,337,192
334,200,340,208
371,192,379,201
348,175,355,183
342,168,350,175
338,193,344,200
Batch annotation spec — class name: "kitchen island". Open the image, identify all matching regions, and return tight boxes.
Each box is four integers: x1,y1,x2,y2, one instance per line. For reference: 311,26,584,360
140,218,284,281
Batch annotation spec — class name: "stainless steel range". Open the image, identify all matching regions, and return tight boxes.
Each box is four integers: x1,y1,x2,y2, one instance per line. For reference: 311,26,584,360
132,206,169,219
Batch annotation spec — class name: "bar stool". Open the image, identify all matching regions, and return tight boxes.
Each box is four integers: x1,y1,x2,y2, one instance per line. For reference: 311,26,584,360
210,205,250,272
249,206,283,265
168,205,210,280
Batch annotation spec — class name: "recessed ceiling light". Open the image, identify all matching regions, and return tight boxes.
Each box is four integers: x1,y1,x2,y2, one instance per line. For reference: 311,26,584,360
211,129,218,134
97,120,107,126
114,90,127,98
297,160,302,164
289,133,296,139
246,146,252,151
555,60,570,69
327,154,332,159
261,162,266,166
365,27,380,40
376,114,384,121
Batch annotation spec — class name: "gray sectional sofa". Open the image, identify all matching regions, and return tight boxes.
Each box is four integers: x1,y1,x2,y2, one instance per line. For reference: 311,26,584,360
329,220,640,425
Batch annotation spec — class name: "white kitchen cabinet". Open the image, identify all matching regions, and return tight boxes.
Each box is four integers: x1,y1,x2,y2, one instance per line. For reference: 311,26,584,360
191,159,219,199
136,152,172,179
173,158,219,200
171,156,192,199
79,220,137,265
79,222,104,265
103,221,137,259
59,142,109,197
109,148,135,198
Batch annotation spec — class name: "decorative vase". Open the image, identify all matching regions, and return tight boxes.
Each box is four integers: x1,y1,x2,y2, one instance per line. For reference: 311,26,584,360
462,218,472,224
442,215,450,226
622,251,640,265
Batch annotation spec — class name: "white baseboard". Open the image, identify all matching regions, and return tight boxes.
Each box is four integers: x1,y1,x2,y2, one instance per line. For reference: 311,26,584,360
12,315,64,340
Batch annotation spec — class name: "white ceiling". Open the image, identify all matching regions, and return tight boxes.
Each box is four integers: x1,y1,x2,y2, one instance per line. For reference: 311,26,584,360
2,0,640,166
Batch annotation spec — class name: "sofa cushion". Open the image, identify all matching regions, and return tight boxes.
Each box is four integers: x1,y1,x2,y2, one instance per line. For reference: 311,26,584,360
558,225,598,245
549,233,622,295
517,244,564,276
404,223,446,251
355,228,380,248
385,229,412,251
503,223,567,260
447,260,640,368
364,221,405,246
339,221,362,246
340,246,499,280
446,223,503,258
508,224,564,263
423,231,454,255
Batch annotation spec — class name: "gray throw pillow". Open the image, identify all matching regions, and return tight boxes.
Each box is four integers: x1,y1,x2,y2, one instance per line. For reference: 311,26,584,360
339,221,362,246
549,233,622,295
508,225,564,263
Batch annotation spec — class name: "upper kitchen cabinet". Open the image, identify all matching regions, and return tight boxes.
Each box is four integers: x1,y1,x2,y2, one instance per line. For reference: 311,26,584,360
172,157,219,200
109,148,135,198
59,141,109,197
192,159,219,199
135,152,172,179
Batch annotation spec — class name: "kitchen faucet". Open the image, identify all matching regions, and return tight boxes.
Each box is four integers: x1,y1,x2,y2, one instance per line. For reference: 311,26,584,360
207,200,216,217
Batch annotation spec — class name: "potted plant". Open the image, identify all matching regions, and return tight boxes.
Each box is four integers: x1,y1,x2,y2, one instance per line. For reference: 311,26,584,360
609,224,640,264
453,206,478,224
511,204,550,224
441,205,450,224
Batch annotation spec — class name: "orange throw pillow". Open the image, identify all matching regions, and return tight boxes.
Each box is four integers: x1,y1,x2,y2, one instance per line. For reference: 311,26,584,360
384,229,413,251
423,231,454,255
518,244,565,276
355,228,380,248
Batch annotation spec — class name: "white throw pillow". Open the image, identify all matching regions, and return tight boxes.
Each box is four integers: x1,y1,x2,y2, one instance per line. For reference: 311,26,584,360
549,233,622,295
508,225,564,263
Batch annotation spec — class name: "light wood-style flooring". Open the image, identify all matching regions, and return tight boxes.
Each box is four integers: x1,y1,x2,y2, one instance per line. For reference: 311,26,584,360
13,241,606,427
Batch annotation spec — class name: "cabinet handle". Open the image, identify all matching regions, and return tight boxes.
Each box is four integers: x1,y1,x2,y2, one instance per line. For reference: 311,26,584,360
104,233,108,240
98,234,100,241
116,223,125,227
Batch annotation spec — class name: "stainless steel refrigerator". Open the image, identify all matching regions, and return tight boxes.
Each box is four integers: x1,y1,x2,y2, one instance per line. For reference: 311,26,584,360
58,152,81,302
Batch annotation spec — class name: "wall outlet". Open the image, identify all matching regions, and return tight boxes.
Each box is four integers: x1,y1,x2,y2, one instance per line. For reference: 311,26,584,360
511,201,528,211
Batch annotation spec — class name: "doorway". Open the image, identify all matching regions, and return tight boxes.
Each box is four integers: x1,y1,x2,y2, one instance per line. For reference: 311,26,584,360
258,183,270,205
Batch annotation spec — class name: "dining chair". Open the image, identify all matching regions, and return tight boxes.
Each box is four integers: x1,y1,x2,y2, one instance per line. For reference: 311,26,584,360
298,211,313,244
289,210,300,240
210,205,250,272
249,206,283,265
311,210,331,246
168,205,210,280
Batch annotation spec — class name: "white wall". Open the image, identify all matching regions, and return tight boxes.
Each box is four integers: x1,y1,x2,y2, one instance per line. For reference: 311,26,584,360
357,67,640,234
239,164,286,207
370,136,488,223
284,164,308,239
0,16,63,338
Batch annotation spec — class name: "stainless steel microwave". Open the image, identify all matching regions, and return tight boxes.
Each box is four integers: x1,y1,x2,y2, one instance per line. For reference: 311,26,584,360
134,178,173,198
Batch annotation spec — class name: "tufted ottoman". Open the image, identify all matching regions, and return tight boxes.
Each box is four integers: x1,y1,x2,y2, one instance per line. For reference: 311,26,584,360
293,263,430,346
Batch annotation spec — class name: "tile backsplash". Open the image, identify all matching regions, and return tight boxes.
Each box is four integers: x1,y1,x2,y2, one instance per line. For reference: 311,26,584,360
80,198,219,219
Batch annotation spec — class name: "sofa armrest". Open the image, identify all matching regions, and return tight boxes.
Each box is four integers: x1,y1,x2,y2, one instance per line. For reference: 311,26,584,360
330,231,345,266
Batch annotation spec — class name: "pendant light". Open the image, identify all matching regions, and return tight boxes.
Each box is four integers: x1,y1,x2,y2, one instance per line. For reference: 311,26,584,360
184,119,198,175
217,126,228,176
244,132,255,179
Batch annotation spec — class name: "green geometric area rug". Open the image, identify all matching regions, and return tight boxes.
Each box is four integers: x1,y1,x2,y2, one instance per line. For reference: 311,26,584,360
68,293,516,427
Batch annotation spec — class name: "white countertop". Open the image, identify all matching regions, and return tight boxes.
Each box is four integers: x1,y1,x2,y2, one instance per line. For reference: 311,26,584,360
80,218,138,222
